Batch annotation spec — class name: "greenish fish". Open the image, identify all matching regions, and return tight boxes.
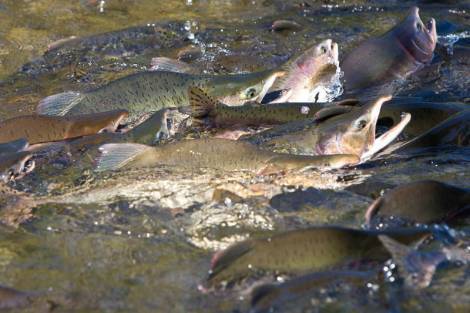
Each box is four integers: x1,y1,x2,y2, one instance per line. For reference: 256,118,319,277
189,87,357,128
247,95,410,162
151,39,340,104
206,226,429,287
95,138,359,173
66,109,169,153
365,180,470,225
0,110,128,145
37,69,284,123
0,151,35,183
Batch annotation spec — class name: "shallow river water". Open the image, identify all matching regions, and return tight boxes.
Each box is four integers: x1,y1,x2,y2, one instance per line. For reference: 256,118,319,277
0,0,469,312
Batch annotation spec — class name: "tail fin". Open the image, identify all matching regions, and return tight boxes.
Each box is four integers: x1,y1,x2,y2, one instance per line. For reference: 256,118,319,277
37,91,83,116
188,87,222,128
150,57,195,73
96,143,152,172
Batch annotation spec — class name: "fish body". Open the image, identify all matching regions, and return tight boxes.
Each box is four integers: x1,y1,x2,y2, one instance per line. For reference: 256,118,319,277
0,110,128,144
342,7,437,92
394,110,470,151
206,226,428,286
365,180,470,225
37,70,283,123
246,95,410,162
20,22,187,76
95,138,359,173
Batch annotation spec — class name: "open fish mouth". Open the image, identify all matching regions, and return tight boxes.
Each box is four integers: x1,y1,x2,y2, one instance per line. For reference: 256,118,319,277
361,111,411,162
1,154,35,182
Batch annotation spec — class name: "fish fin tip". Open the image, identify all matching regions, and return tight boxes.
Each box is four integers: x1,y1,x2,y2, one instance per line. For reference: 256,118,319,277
37,91,82,116
96,143,150,172
188,86,219,121
149,57,194,73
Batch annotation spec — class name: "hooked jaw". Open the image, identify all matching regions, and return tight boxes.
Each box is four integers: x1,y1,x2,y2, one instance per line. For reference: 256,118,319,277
361,96,411,162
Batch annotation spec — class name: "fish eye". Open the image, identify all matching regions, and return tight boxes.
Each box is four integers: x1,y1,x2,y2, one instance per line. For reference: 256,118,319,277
23,159,35,172
321,46,327,54
356,119,367,130
244,87,258,99
416,22,422,31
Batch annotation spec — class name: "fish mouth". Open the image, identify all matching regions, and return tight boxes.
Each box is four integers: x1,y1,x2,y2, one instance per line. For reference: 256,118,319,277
404,7,437,63
99,111,129,133
255,70,286,102
361,111,411,162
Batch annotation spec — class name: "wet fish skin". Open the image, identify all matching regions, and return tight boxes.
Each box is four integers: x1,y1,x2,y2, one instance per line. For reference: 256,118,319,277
251,270,374,313
20,22,187,76
95,138,359,173
37,70,283,123
365,180,470,225
0,110,128,144
342,6,437,92
65,109,169,153
393,110,470,151
189,86,339,128
270,39,340,103
206,226,429,287
0,151,35,183
246,95,409,161
378,100,466,138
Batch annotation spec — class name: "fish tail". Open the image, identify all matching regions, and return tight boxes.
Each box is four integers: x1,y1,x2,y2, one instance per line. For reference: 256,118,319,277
188,86,219,127
96,143,152,172
149,57,194,73
37,91,83,116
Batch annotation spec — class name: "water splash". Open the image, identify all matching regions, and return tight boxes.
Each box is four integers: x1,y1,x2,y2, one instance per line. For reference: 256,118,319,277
438,31,470,55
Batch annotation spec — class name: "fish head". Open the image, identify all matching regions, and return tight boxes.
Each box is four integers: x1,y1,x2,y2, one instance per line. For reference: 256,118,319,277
0,152,35,183
315,95,409,160
394,6,437,64
402,251,446,289
215,70,285,105
275,39,339,102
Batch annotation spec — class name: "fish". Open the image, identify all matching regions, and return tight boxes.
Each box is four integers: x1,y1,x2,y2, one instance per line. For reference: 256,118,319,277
378,235,470,289
65,109,170,153
342,6,437,92
250,270,374,313
0,151,35,183
365,180,470,225
0,110,128,145
0,138,29,156
20,22,188,76
378,100,465,138
151,39,341,104
188,86,359,128
205,226,429,287
246,95,410,162
390,110,470,153
37,70,284,123
269,39,341,103
95,138,359,173
0,285,32,310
